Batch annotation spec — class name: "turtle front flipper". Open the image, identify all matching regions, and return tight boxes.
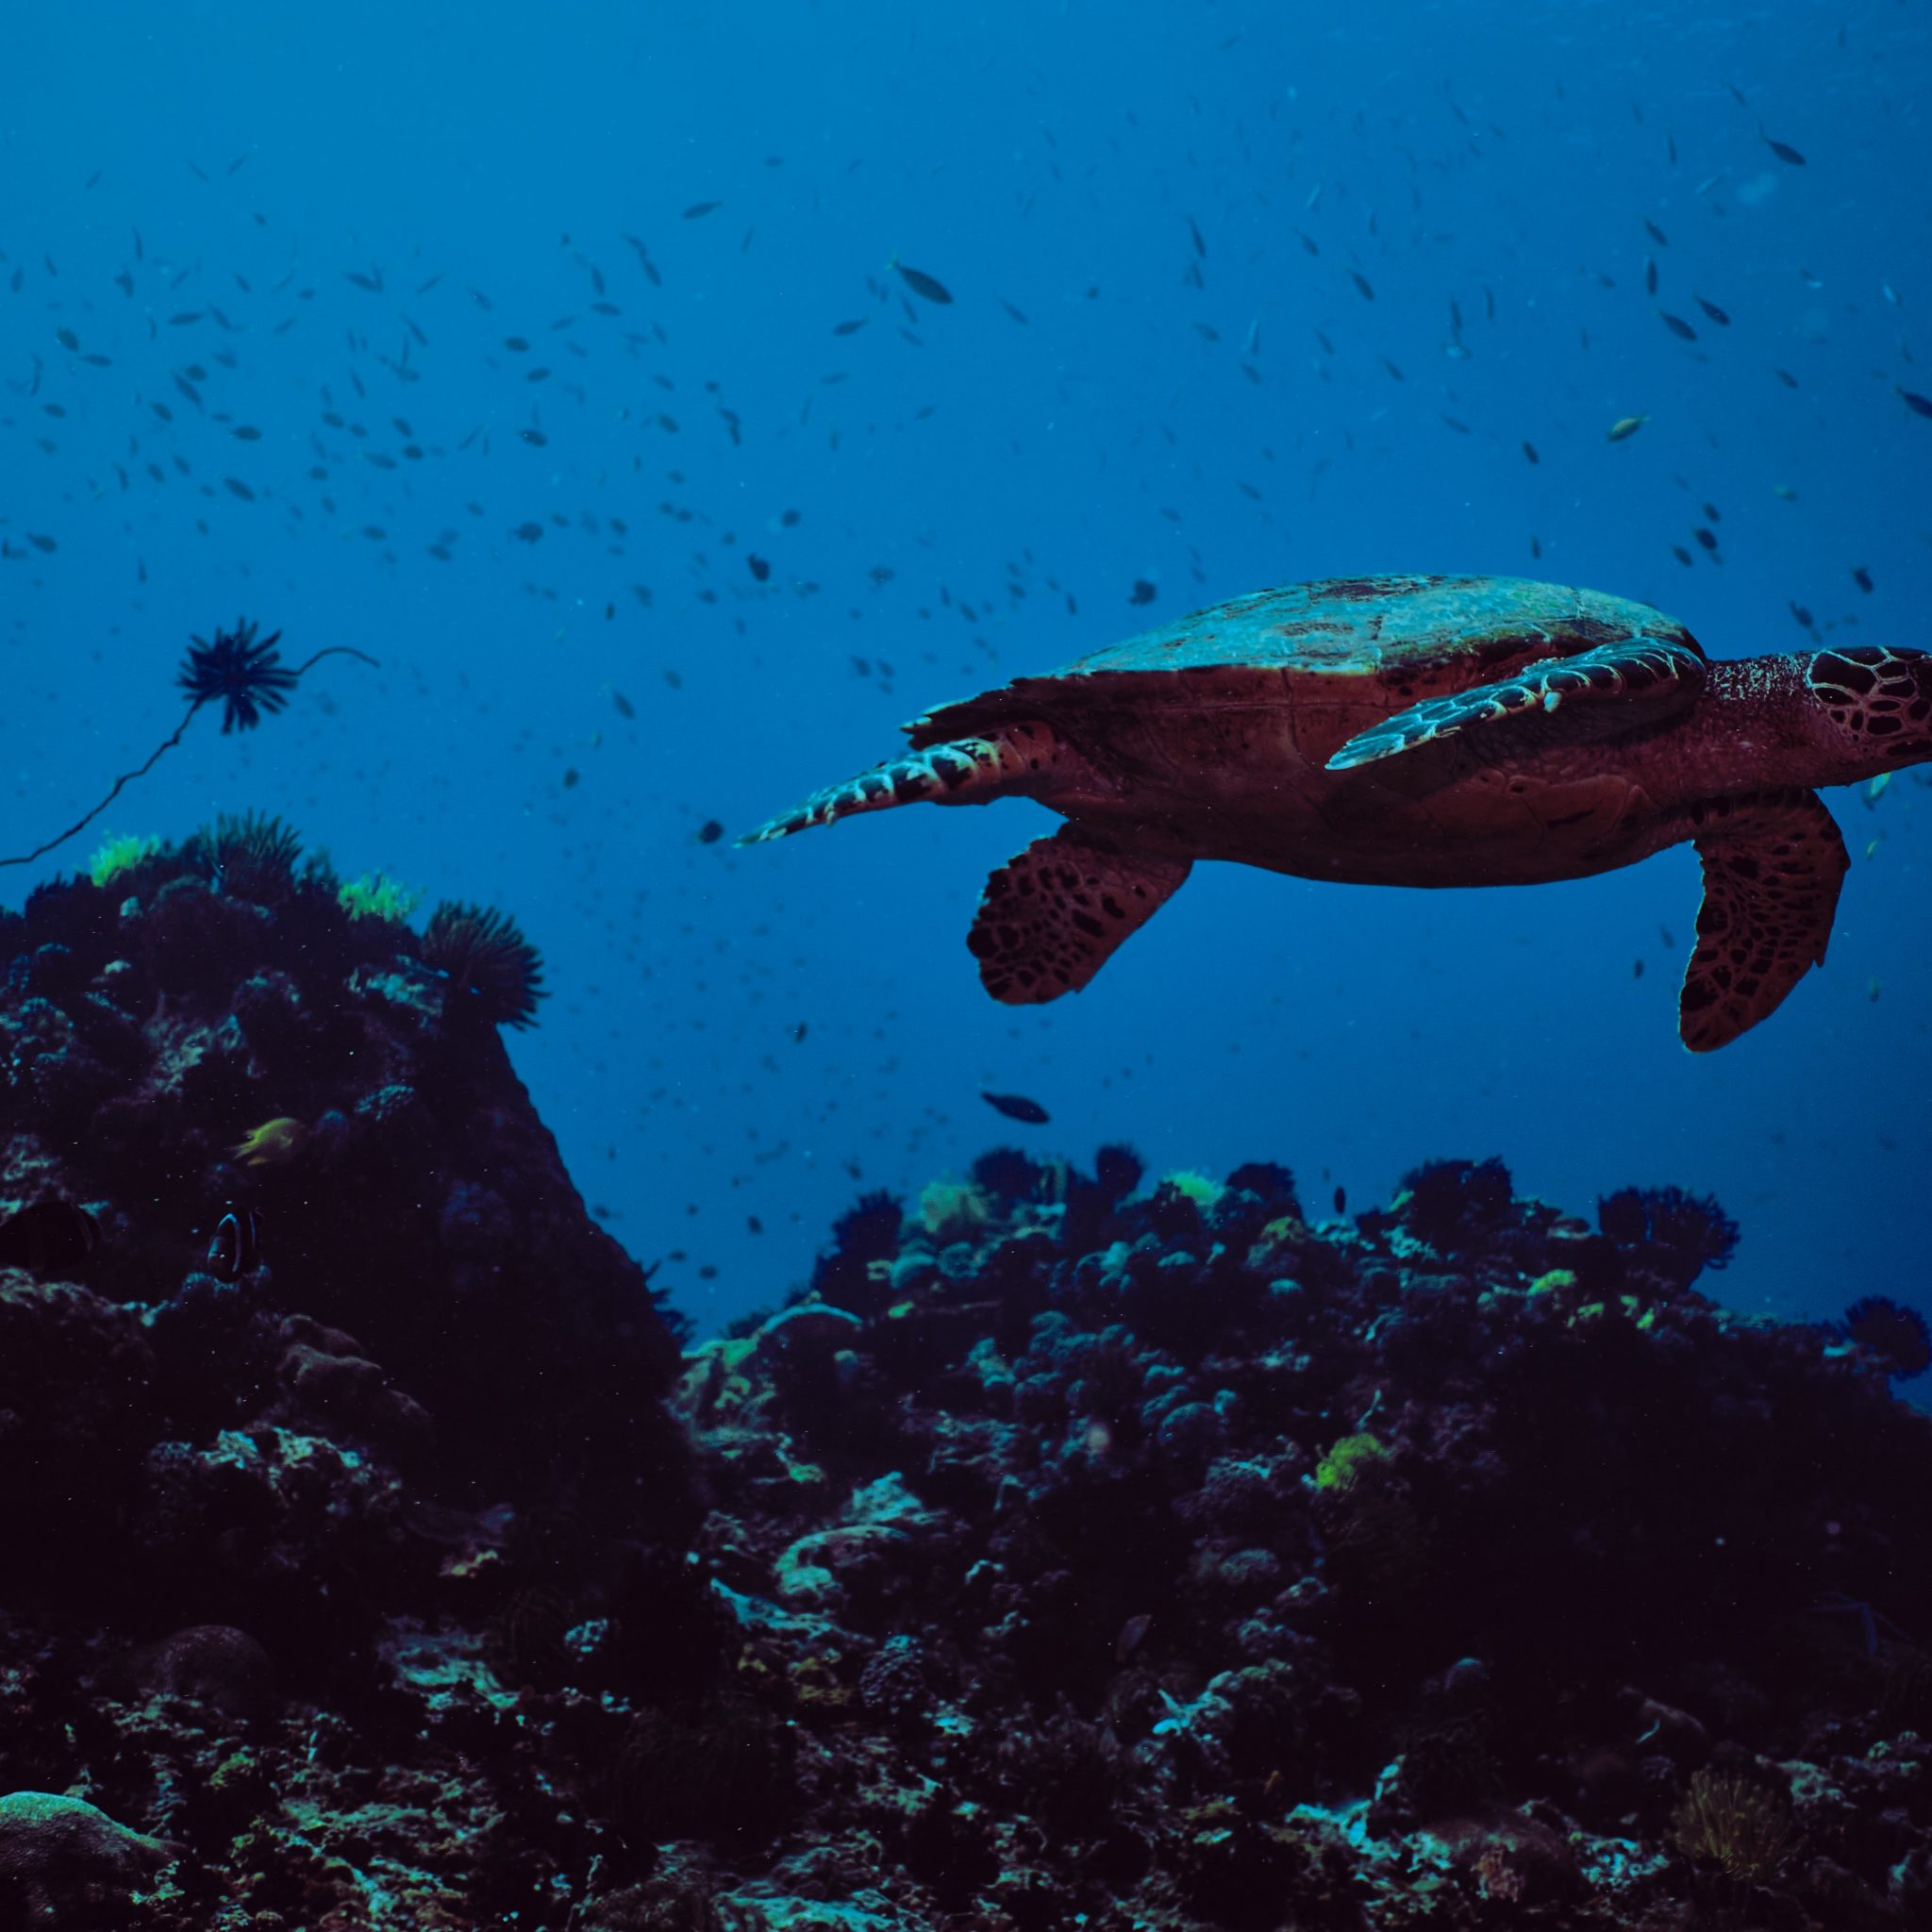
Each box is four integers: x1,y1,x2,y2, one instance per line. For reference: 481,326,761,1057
1325,638,1707,771
738,724,1070,843
969,827,1191,1004
1678,788,1848,1053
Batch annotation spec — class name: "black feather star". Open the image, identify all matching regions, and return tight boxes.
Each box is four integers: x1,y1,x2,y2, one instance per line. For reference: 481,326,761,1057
177,617,302,733
1,618,378,870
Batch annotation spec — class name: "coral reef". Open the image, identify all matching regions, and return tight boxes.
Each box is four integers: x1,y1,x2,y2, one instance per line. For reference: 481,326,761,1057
0,824,696,1925
638,1146,1932,1930
3,844,1932,1927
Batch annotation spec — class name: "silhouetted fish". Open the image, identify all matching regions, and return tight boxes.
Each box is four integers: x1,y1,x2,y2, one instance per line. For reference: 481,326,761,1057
895,261,953,305
982,1091,1050,1125
207,1206,260,1281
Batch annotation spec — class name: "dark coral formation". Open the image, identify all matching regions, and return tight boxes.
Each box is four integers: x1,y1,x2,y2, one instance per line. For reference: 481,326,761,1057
642,1150,1932,1929
0,831,695,1926
4,846,1932,1927
1842,1294,1932,1381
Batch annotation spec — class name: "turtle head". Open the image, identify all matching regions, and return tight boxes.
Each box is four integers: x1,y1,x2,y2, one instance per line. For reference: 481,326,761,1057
1804,645,1932,774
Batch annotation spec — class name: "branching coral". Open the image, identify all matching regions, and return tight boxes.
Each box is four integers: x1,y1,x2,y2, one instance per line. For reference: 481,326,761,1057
337,872,423,924
85,833,159,890
1842,1295,1932,1379
919,1176,994,1246
830,1190,904,1264
1091,1141,1145,1203
1598,1185,1740,1282
1314,1432,1389,1493
1396,1156,1513,1250
1671,1766,1792,1882
420,901,546,1029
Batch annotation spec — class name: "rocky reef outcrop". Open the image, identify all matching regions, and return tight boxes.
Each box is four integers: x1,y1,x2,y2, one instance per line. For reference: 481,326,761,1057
1,826,1929,1929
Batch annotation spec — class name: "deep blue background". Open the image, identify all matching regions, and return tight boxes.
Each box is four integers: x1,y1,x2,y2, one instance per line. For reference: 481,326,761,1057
2,2,1925,1341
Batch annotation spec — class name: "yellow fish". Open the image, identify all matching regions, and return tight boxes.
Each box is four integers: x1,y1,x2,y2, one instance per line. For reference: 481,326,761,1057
1606,413,1648,442
230,1116,310,1168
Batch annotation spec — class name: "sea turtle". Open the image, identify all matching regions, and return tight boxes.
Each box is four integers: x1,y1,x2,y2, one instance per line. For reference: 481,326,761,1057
743,575,1932,1050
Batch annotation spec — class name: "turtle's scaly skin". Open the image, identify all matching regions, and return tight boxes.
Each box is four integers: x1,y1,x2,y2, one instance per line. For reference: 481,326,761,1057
745,575,1932,1050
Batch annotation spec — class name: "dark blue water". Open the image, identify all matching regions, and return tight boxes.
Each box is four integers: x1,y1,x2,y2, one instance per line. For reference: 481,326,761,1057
4,2,1925,1344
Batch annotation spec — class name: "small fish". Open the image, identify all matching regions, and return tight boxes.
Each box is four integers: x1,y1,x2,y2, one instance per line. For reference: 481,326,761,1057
230,1116,311,1168
747,554,772,582
982,1091,1050,1125
1897,388,1932,420
1333,1185,1347,1215
894,260,953,305
610,689,636,719
1693,294,1731,325
1606,413,1648,441
1350,271,1374,302
682,200,723,219
1761,132,1807,167
1659,311,1697,341
1643,218,1669,246
1128,578,1158,606
1693,527,1719,553
1644,258,1658,296
207,1205,260,1282
1522,440,1540,464
1853,565,1874,593
696,819,724,844
1187,214,1207,258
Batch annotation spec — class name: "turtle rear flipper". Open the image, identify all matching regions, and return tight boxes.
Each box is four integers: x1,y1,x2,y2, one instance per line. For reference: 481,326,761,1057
1326,637,1707,771
739,724,1072,843
970,827,1190,1004
1678,789,1848,1052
